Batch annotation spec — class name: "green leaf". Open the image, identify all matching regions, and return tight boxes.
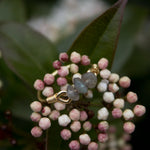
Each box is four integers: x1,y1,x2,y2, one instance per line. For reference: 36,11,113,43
68,0,128,69
112,5,148,72
0,23,58,87
0,0,26,22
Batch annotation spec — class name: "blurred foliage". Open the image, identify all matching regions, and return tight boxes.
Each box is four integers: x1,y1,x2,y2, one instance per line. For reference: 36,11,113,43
0,0,150,149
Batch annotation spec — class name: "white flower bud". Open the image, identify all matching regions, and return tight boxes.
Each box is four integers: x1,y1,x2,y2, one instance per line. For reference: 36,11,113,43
100,69,111,79
123,109,134,120
42,106,51,116
97,79,109,92
109,73,120,83
58,114,71,127
97,107,109,120
70,64,79,74
103,92,114,103
39,117,51,130
113,98,124,109
108,83,119,93
54,102,66,111
79,134,91,145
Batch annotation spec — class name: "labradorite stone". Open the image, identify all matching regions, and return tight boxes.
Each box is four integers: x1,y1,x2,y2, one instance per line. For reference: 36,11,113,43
74,78,88,94
82,72,97,88
67,85,80,101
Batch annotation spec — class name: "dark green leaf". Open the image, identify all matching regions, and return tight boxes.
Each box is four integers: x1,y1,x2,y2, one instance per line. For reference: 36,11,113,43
68,0,128,69
112,6,148,72
0,0,26,22
0,23,58,87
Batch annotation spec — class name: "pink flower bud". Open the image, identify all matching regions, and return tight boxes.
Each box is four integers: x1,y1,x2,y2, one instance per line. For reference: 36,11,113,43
126,92,138,103
123,122,135,134
98,133,108,143
98,58,108,70
30,112,41,122
42,87,54,97
133,105,146,117
59,52,69,62
81,55,91,66
69,140,80,150
70,121,81,132
123,109,134,120
83,121,92,131
42,106,51,116
30,101,42,112
57,77,67,86
112,108,122,118
69,109,80,121
100,69,111,79
79,134,91,145
39,117,51,130
34,79,44,91
119,76,131,88
98,121,109,132
70,51,81,64
88,142,98,150
54,102,66,111
49,110,60,120
113,98,124,109
70,64,79,74
58,66,69,77
43,73,55,85
31,126,43,137
80,111,88,121
60,129,71,140
108,83,119,93
53,60,61,69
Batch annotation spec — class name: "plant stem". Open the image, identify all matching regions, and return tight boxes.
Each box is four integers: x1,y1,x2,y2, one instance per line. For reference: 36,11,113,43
45,130,49,150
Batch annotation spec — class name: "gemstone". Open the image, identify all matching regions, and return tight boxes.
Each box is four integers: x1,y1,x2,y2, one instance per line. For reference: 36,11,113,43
74,78,88,94
67,85,80,101
82,72,97,88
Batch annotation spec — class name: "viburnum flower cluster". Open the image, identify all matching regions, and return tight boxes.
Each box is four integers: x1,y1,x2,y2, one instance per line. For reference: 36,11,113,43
30,51,146,150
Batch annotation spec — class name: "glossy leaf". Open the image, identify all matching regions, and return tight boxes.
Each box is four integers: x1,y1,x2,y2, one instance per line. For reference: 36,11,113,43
68,0,128,69
0,23,58,87
0,0,26,22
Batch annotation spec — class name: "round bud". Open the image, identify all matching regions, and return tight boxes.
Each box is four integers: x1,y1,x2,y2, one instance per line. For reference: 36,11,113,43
133,105,146,117
97,79,108,92
43,74,55,85
42,106,51,116
81,55,91,66
39,117,51,130
79,134,91,145
83,121,92,131
70,121,81,132
57,77,67,86
69,109,80,121
113,98,124,109
100,69,111,79
109,73,119,83
30,112,41,122
108,83,119,93
112,108,122,119
126,92,138,103
97,107,109,120
53,60,61,69
59,52,68,62
98,121,109,132
70,64,79,74
58,114,71,127
98,58,108,70
69,140,80,150
119,76,131,88
88,142,98,150
49,110,60,120
30,101,42,112
98,133,108,143
34,79,44,91
60,129,71,140
103,92,114,103
80,111,88,121
58,66,69,77
31,126,43,137
54,102,66,111
42,87,54,97
123,122,135,134
123,109,134,120
70,51,81,64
